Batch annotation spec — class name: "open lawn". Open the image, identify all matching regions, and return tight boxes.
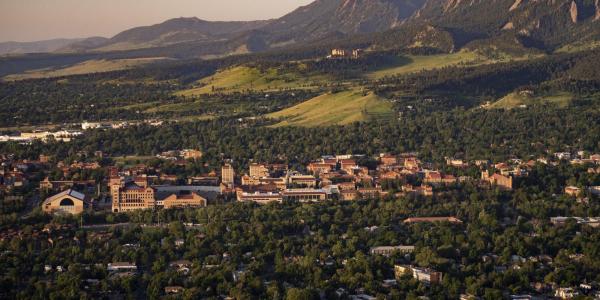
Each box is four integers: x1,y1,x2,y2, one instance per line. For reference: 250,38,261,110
112,155,157,166
3,58,170,81
486,91,574,109
175,66,328,96
267,90,393,127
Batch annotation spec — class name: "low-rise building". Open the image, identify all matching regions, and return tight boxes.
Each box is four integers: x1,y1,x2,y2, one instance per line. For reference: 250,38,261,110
446,158,468,168
565,186,582,197
165,286,184,294
482,171,513,190
340,190,359,201
187,176,219,186
40,177,96,193
555,287,579,299
287,174,317,188
283,189,327,202
249,163,270,178
241,175,261,186
380,154,398,166
308,162,335,176
107,262,137,272
551,217,600,227
370,246,415,256
163,192,207,209
238,191,283,204
357,187,387,198
402,184,433,197
181,149,202,160
394,265,442,284
403,217,463,224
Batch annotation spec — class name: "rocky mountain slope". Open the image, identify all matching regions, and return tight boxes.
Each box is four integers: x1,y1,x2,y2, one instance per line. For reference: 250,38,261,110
259,0,428,44
3,0,599,60
406,0,600,49
88,0,599,56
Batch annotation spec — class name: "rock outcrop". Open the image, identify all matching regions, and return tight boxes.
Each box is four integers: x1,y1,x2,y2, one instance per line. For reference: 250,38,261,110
570,1,578,23
509,0,523,12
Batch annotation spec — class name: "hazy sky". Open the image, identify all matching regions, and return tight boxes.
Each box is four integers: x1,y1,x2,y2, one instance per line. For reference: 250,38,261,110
0,0,313,42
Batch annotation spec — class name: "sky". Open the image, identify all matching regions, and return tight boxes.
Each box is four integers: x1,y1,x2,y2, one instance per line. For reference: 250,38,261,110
0,0,313,42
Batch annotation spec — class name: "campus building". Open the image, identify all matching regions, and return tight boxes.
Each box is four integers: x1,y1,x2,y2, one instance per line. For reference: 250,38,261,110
222,164,235,187
110,176,156,212
482,171,513,190
42,189,90,215
249,163,269,178
162,192,207,209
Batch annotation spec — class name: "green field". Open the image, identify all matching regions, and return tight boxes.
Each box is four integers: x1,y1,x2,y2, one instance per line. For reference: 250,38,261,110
176,66,328,96
555,40,600,54
267,90,394,127
486,91,574,109
368,50,539,79
368,51,484,79
3,58,170,81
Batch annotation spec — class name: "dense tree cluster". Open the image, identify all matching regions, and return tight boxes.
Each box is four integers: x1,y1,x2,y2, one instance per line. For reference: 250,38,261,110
1,162,599,299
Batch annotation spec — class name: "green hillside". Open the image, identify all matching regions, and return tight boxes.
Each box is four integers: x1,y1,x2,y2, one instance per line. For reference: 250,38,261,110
267,90,394,127
486,91,574,109
176,66,328,96
368,51,483,79
555,40,600,54
368,50,540,79
3,58,169,81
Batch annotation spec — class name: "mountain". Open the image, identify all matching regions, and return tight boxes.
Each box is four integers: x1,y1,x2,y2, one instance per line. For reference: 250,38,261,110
260,0,428,45
57,37,110,53
73,0,428,54
0,38,93,55
85,17,271,52
3,0,600,68
86,0,597,57
405,0,600,49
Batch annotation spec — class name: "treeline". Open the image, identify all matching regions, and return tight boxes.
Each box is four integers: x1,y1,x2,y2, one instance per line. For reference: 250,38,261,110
0,79,177,126
374,50,600,101
1,167,600,299
2,105,599,169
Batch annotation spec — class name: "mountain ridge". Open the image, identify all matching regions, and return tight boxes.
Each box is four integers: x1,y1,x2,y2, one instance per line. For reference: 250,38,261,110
2,0,599,60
